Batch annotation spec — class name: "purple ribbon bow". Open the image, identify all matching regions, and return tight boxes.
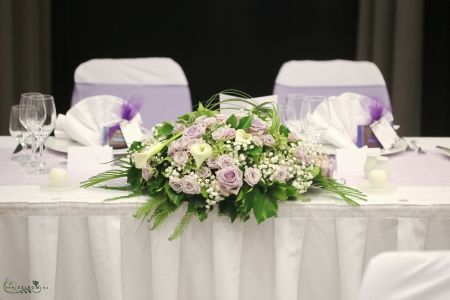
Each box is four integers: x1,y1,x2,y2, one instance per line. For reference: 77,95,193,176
109,99,142,138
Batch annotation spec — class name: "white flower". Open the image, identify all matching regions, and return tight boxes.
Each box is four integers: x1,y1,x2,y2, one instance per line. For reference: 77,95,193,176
235,129,252,144
189,142,213,168
133,143,165,169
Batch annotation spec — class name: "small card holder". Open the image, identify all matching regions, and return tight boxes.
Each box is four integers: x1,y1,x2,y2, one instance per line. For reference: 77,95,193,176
356,125,381,148
370,117,400,150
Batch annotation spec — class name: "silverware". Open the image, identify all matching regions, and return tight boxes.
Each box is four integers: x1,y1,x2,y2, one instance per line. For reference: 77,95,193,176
436,145,450,153
13,144,23,154
410,140,426,154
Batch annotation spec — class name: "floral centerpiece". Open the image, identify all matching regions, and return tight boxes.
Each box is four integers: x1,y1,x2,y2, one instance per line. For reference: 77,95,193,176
82,91,365,240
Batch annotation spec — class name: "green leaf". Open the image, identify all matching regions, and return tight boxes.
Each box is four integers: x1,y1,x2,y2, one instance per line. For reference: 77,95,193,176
146,176,165,195
197,102,216,117
197,207,208,222
226,114,238,128
128,141,143,153
249,187,278,224
279,124,290,137
187,195,205,212
157,122,174,136
286,185,300,199
127,167,142,192
237,114,254,129
311,166,320,178
169,210,194,241
247,146,262,157
165,183,184,206
218,197,239,222
269,184,288,201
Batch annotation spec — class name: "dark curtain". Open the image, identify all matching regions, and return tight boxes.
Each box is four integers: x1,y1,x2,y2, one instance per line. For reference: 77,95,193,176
0,0,52,135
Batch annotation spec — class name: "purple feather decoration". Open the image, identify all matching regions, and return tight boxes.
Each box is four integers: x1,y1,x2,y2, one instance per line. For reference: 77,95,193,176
108,99,142,138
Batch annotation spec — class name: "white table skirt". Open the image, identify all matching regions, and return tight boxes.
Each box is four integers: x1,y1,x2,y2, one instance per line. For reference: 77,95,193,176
1,137,450,300
1,186,450,300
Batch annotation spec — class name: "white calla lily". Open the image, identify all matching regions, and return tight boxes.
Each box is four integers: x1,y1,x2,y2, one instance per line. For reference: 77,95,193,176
235,129,252,143
189,142,213,168
133,143,165,169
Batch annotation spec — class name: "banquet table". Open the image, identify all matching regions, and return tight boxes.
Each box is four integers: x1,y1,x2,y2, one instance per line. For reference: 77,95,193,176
0,136,450,300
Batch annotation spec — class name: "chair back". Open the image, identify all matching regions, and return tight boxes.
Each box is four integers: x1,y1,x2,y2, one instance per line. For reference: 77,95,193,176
358,252,450,300
273,60,391,110
72,57,192,128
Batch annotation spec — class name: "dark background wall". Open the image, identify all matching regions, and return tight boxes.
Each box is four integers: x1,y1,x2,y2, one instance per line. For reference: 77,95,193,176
51,0,359,111
51,0,450,135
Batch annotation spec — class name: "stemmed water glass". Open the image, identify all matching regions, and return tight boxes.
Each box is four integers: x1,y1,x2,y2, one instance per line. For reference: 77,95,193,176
23,94,46,173
285,94,306,136
300,96,330,143
19,92,42,165
9,105,29,163
35,95,57,173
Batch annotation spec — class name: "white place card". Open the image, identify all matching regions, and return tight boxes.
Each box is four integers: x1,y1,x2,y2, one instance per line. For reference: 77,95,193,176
120,119,143,147
67,146,113,181
336,147,381,177
370,117,399,150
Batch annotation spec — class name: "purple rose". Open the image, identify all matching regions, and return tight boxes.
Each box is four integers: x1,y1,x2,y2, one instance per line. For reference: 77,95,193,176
294,147,310,164
207,157,219,169
169,178,183,193
196,166,212,178
215,114,228,124
274,165,289,182
195,116,217,127
142,166,153,181
217,154,235,169
173,123,186,133
244,167,261,186
252,135,263,147
262,134,275,147
183,124,206,139
182,176,201,194
248,117,267,135
212,127,236,141
216,166,243,196
168,138,189,155
173,151,189,166
320,157,335,177
288,132,299,142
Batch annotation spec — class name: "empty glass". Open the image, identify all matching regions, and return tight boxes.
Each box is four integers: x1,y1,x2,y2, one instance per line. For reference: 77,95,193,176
35,95,57,173
9,105,29,163
23,94,46,173
301,96,330,143
285,94,306,135
19,92,42,165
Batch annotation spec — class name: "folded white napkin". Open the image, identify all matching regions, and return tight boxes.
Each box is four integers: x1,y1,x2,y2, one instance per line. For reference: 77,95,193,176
313,93,378,148
55,95,141,146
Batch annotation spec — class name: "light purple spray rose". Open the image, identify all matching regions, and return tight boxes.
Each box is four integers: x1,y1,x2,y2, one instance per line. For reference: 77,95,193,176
142,166,153,181
244,167,261,186
173,123,186,134
320,157,335,177
212,127,236,141
215,114,229,124
168,138,189,156
294,147,310,164
288,132,299,142
173,151,189,166
207,157,219,169
195,115,217,127
169,177,183,193
274,165,289,182
196,166,212,178
252,135,263,147
262,134,276,146
248,117,267,135
182,176,201,194
183,124,206,139
217,154,235,169
216,166,243,196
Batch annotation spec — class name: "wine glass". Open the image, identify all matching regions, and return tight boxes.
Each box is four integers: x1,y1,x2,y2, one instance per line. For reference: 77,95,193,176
301,96,330,143
285,94,306,135
35,95,57,174
19,92,42,163
24,94,46,173
9,105,29,163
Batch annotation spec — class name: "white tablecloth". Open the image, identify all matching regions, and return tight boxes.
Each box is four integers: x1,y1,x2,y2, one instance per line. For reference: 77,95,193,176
1,137,450,300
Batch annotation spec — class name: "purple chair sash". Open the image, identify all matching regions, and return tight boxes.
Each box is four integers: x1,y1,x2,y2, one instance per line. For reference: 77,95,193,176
273,84,392,111
72,83,192,128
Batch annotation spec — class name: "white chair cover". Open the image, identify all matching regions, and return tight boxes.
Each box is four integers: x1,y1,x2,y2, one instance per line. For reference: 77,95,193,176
273,60,391,110
71,57,192,128
358,252,450,300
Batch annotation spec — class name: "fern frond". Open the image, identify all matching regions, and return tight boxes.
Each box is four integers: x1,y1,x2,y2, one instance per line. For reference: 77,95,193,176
81,169,128,188
169,211,194,241
149,201,177,230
